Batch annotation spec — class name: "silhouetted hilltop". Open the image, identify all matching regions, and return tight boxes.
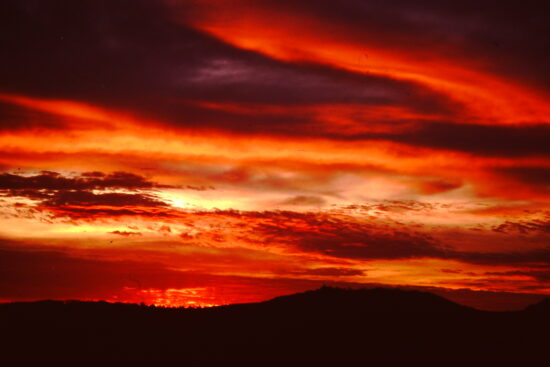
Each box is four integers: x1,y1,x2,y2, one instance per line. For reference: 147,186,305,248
0,286,543,317
1,287,548,366
0,286,476,322
524,297,550,312
261,286,476,313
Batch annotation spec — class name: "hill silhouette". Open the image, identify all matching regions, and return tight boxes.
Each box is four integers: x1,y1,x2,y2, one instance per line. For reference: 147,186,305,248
1,287,547,365
258,286,476,312
524,297,550,313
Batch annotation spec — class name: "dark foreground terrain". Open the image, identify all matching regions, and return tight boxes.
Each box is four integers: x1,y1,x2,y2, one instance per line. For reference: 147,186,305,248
1,287,548,365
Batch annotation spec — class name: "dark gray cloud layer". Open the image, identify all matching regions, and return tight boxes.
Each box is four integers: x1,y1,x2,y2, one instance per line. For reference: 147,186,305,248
0,171,171,211
1,0,549,160
0,171,171,191
0,0,447,116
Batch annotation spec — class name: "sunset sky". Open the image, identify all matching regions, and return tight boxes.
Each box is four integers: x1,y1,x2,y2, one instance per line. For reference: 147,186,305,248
1,0,549,310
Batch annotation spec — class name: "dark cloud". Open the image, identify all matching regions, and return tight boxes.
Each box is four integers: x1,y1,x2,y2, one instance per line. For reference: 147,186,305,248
235,210,448,260
151,114,550,158
485,270,550,283
0,0,548,162
294,267,365,277
3,0,547,161
326,122,550,157
0,0,459,132
109,230,142,237
210,210,550,268
456,247,550,267
0,171,173,191
415,179,463,194
41,191,167,208
492,220,550,235
6,192,550,270
215,118,550,159
0,171,174,219
389,123,550,157
182,58,411,106
38,205,180,221
494,167,550,190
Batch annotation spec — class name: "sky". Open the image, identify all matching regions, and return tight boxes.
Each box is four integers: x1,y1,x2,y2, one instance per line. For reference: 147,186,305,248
0,0,549,310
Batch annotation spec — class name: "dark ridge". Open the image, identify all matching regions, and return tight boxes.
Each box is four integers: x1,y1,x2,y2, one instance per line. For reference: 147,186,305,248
1,287,548,365
261,286,477,313
524,297,550,312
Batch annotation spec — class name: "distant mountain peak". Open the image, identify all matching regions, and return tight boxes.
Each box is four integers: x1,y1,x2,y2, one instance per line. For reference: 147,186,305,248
262,286,476,314
524,297,550,312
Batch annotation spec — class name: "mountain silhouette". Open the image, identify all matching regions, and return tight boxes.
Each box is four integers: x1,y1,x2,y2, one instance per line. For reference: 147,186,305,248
259,286,476,313
524,297,550,312
1,287,548,366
